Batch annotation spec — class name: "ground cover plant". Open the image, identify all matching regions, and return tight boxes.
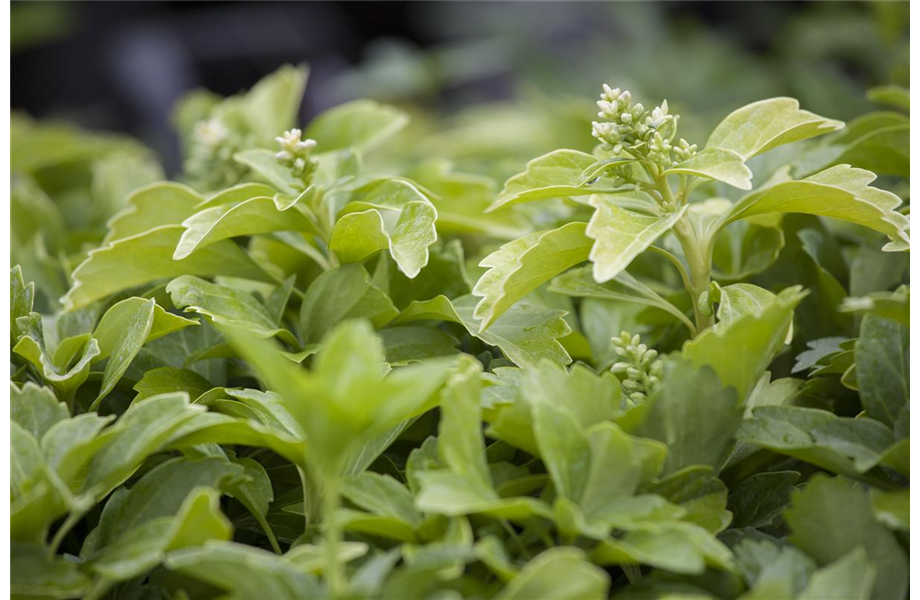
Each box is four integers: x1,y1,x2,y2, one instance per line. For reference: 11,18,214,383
10,65,910,600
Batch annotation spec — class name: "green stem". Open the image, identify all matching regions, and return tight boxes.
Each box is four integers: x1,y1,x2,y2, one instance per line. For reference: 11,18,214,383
48,511,84,558
323,478,345,598
672,217,714,332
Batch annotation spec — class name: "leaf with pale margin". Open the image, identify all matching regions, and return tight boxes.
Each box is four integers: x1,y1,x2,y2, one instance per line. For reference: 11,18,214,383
93,298,156,407
62,226,274,311
106,182,205,242
174,193,321,260
330,179,438,278
586,197,687,283
472,222,592,330
707,97,843,160
719,165,909,249
489,149,630,212
666,147,752,190
93,297,199,361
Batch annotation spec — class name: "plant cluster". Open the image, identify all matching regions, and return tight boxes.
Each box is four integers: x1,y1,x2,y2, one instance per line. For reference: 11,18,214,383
11,65,909,600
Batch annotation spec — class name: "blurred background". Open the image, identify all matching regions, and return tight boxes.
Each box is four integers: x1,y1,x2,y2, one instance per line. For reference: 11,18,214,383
11,1,909,175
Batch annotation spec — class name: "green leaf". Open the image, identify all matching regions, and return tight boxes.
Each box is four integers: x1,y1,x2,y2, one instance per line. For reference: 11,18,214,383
707,97,843,160
11,265,35,341
591,522,734,575
737,406,896,477
719,165,909,249
168,275,297,346
666,147,752,190
92,297,199,361
489,149,631,211
13,334,100,400
798,547,875,600
106,182,205,242
341,472,422,530
330,179,439,278
549,265,695,334
855,314,909,427
650,466,732,534
437,356,491,490
11,382,68,439
472,222,592,330
867,85,909,111
727,471,799,529
682,286,806,400
240,63,308,146
165,541,323,598
174,194,321,260
394,294,572,369
840,287,909,325
133,367,214,402
306,99,408,152
633,357,741,475
232,149,302,195
93,298,156,407
785,475,906,600
496,547,609,600
586,198,688,283
62,226,274,312
11,543,90,599
299,264,398,343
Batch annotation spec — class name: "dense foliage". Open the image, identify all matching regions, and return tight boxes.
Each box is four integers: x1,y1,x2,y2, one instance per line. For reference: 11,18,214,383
11,65,909,600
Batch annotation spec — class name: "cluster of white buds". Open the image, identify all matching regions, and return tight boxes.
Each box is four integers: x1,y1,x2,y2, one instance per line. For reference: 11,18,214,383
275,128,319,187
591,85,697,169
185,118,247,191
610,331,663,406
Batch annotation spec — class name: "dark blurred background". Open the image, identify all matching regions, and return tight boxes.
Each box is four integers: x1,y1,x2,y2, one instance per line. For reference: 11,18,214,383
11,1,909,173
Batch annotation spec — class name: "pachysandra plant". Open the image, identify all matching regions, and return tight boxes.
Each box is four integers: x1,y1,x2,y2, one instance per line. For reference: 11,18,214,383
10,65,909,600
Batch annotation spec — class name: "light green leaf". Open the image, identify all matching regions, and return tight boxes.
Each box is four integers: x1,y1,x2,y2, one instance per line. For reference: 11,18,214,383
489,149,629,211
394,294,572,369
472,222,592,330
106,182,205,242
174,194,320,260
867,85,909,111
682,286,806,399
299,264,398,343
93,297,199,361
586,197,687,283
379,325,459,364
11,265,35,341
168,275,297,346
720,165,909,249
93,298,156,407
591,522,734,575
133,367,214,402
496,547,609,600
437,356,491,489
840,287,909,325
232,149,302,195
707,97,843,160
240,63,308,146
306,99,408,152
341,472,422,529
855,314,909,427
666,147,752,190
13,334,100,400
62,226,274,311
330,179,438,278
785,475,906,600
